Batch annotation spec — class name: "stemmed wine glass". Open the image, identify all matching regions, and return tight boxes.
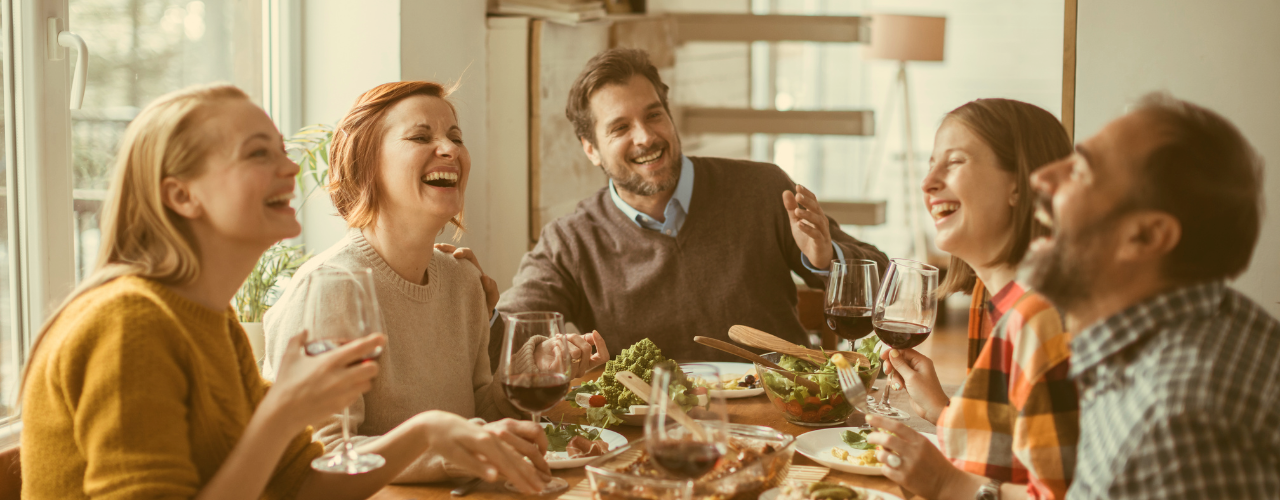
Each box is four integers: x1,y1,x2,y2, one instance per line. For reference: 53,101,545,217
305,268,387,473
825,259,880,349
499,312,573,495
646,363,729,500
870,258,939,420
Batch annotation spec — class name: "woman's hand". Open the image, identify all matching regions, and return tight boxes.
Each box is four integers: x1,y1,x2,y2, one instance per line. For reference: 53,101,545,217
436,243,500,311
416,412,549,495
866,415,972,500
882,348,950,423
261,332,385,430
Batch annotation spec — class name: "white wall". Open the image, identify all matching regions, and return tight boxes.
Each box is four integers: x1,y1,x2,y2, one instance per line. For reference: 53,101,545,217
299,0,401,253
1076,0,1280,316
298,1,494,274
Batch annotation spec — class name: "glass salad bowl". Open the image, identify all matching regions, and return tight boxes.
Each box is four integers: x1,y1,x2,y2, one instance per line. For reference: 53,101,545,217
755,352,865,427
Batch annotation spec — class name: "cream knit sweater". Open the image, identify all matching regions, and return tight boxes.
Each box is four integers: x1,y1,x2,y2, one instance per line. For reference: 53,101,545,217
263,228,522,483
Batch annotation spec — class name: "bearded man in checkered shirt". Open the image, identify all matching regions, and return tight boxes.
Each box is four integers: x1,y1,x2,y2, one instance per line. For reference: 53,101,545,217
1022,92,1279,499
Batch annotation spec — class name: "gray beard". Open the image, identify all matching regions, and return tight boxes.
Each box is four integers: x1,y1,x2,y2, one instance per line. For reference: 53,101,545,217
607,158,681,197
1021,241,1095,313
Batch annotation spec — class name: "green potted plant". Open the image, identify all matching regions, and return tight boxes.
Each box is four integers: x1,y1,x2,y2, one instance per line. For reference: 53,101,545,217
235,124,334,363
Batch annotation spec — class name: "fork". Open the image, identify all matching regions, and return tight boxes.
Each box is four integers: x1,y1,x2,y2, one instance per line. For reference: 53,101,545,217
831,353,871,414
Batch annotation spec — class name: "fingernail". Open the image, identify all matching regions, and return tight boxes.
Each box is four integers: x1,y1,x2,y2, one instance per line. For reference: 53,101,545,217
890,350,901,358
894,382,902,390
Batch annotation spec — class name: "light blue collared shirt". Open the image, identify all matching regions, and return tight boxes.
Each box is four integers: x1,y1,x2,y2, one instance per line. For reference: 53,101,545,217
607,155,842,275
609,155,695,237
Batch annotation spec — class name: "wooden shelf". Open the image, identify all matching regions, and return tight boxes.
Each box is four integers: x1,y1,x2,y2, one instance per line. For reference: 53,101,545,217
821,200,887,226
671,14,869,44
678,107,875,136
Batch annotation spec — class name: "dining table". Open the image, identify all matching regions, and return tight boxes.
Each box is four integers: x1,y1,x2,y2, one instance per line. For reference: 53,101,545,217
371,364,945,500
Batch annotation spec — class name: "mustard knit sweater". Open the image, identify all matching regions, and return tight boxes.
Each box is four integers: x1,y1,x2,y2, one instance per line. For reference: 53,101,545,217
21,276,323,499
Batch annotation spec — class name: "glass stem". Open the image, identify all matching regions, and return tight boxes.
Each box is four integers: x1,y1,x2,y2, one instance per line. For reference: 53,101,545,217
342,406,354,456
684,479,695,500
880,382,892,407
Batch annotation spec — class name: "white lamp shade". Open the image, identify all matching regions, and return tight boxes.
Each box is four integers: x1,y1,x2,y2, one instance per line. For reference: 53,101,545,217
864,14,946,62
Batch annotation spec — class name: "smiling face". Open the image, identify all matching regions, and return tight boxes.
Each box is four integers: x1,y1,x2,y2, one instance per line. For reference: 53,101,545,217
375,94,469,226
922,119,1018,268
581,74,682,197
174,98,301,248
1023,112,1164,309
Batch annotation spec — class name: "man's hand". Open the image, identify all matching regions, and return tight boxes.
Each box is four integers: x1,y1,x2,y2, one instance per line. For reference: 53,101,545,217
783,184,834,270
436,243,500,312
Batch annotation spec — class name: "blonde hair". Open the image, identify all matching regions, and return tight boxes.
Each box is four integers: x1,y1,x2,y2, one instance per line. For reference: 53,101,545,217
21,83,250,389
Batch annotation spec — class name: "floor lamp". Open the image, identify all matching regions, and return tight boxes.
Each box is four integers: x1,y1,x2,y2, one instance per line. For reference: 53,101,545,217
864,14,946,263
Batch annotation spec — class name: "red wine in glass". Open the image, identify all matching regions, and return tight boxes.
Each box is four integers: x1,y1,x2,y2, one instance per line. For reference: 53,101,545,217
874,320,932,349
650,441,723,479
825,306,875,341
502,373,571,413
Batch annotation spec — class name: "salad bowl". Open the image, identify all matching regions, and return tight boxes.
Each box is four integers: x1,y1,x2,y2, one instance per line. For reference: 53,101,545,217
755,352,862,427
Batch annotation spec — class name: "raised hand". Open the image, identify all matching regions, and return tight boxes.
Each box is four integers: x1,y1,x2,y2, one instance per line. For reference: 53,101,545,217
262,332,385,430
782,184,834,270
436,243,500,311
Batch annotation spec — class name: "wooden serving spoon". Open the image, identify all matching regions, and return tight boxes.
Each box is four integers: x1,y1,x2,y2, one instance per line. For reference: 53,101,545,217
692,336,822,392
728,325,829,365
727,325,869,368
615,371,708,440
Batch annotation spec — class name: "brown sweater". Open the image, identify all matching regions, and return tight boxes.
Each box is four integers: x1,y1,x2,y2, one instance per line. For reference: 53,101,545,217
492,156,888,365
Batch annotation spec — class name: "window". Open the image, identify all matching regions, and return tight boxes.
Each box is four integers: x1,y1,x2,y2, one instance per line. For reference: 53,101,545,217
70,0,263,281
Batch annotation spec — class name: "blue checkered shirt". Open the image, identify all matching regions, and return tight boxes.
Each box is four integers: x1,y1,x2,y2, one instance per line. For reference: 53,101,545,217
1067,281,1280,499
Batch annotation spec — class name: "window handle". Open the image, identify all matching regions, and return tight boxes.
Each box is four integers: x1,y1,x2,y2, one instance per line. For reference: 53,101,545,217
47,18,88,110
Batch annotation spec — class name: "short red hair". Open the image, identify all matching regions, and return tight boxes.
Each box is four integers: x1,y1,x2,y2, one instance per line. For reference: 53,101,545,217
327,81,463,232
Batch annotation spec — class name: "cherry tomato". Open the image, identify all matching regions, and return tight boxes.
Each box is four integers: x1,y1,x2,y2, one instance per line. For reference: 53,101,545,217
588,394,607,408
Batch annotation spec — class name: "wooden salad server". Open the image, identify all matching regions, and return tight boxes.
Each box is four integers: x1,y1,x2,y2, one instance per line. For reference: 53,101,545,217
692,336,821,392
727,325,870,368
615,371,708,441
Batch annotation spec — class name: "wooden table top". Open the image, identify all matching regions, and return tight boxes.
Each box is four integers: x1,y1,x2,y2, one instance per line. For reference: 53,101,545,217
371,372,923,500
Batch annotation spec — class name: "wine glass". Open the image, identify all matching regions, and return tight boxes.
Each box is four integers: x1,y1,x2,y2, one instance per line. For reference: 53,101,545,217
499,312,573,495
646,363,728,500
825,259,880,350
870,258,939,420
305,268,387,473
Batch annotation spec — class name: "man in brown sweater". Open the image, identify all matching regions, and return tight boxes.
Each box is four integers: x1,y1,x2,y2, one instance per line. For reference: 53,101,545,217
491,48,888,365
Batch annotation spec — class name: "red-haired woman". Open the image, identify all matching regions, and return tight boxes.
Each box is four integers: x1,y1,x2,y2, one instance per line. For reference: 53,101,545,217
263,81,607,488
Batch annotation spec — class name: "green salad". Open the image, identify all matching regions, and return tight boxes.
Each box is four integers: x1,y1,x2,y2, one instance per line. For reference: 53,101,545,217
761,337,882,424
841,428,875,450
564,339,699,428
542,419,604,452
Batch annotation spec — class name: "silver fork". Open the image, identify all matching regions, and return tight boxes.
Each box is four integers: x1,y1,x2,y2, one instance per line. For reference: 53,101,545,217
831,354,872,414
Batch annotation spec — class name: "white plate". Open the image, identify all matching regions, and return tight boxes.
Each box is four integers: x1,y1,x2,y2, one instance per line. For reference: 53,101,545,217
541,424,628,469
681,362,765,399
794,427,941,476
759,483,905,500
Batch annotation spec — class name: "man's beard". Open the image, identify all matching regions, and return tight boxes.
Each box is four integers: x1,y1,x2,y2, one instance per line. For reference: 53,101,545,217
604,139,680,197
1020,209,1120,314
1021,237,1096,312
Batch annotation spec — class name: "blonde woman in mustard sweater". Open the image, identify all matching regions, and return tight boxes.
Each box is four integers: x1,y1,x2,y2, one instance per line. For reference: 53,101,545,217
20,84,549,499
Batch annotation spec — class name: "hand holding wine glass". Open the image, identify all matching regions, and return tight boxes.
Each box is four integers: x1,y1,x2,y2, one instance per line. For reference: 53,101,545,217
646,363,729,500
500,312,573,495
870,258,939,420
304,268,389,473
261,330,385,431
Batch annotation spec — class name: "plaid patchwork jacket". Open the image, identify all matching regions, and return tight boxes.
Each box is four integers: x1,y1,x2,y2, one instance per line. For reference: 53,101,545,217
1067,281,1280,499
938,280,1079,500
